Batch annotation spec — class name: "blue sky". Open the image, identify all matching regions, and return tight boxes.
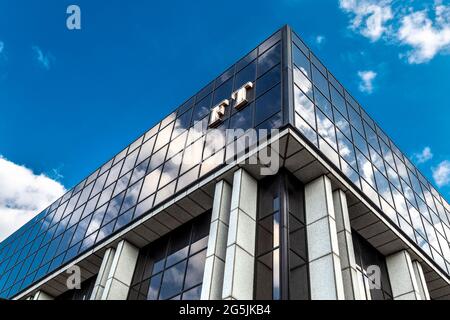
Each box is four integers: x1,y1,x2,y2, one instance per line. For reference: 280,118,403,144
0,0,449,239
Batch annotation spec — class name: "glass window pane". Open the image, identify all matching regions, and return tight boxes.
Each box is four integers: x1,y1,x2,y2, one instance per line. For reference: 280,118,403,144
295,114,317,146
148,146,167,172
337,129,356,168
154,122,174,152
173,109,193,138
86,205,107,236
159,153,182,188
365,122,381,154
230,103,253,132
130,159,149,185
375,169,393,206
161,112,176,130
158,261,186,300
137,136,155,164
167,131,187,159
180,139,203,174
292,32,309,56
387,165,402,191
147,273,162,300
139,168,162,202
255,84,281,125
256,65,281,98
312,65,329,98
258,42,281,76
236,49,256,72
176,166,199,192
357,151,376,189
314,87,332,120
330,86,347,117
120,180,143,214
348,106,364,135
103,192,125,226
329,73,344,95
91,173,108,198
112,171,131,197
203,124,227,160
212,78,233,108
294,66,313,99
181,285,201,300
352,127,369,158
234,60,256,90
77,183,94,209
311,54,326,75
294,86,315,128
96,183,114,209
293,44,311,77
316,109,337,150
369,146,385,175
104,160,123,188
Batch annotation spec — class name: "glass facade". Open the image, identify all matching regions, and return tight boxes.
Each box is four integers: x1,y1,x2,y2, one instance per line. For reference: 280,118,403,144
128,212,210,300
0,29,284,299
291,30,450,278
0,25,449,299
352,232,392,300
255,172,308,300
55,276,96,300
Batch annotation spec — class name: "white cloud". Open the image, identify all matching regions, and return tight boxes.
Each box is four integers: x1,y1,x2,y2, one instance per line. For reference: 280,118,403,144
339,1,450,64
398,5,450,63
413,146,434,164
0,41,6,62
0,156,66,241
32,46,53,70
357,70,377,93
432,160,450,187
316,35,326,45
339,0,393,41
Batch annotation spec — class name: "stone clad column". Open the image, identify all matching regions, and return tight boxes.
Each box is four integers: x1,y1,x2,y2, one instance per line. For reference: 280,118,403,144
222,169,258,300
386,250,427,300
201,180,232,300
90,247,116,300
412,260,430,300
100,240,139,300
333,189,362,300
305,175,345,300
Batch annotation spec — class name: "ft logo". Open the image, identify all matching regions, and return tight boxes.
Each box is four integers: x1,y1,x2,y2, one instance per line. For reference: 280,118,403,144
66,5,81,30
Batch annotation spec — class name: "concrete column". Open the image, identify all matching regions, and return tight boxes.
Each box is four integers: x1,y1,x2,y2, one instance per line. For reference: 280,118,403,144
222,169,258,300
333,189,362,300
32,290,54,300
412,260,430,300
100,240,139,300
201,180,232,300
386,250,423,300
90,247,116,300
305,176,345,300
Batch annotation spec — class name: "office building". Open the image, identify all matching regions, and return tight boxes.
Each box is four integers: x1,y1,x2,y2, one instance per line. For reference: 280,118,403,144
0,26,449,300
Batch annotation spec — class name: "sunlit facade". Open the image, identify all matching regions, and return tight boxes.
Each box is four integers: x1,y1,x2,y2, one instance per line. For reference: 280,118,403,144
0,25,449,300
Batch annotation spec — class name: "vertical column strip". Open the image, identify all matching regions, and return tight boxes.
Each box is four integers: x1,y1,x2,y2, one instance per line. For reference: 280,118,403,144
201,180,232,300
222,169,258,300
305,175,345,300
90,247,116,300
386,250,422,300
100,240,139,300
333,189,362,300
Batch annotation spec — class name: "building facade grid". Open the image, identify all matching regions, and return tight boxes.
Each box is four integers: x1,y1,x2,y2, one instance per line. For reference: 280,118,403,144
0,26,449,299
290,30,450,279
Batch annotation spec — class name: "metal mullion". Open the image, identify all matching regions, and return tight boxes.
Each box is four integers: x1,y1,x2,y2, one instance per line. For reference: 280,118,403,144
279,171,290,300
